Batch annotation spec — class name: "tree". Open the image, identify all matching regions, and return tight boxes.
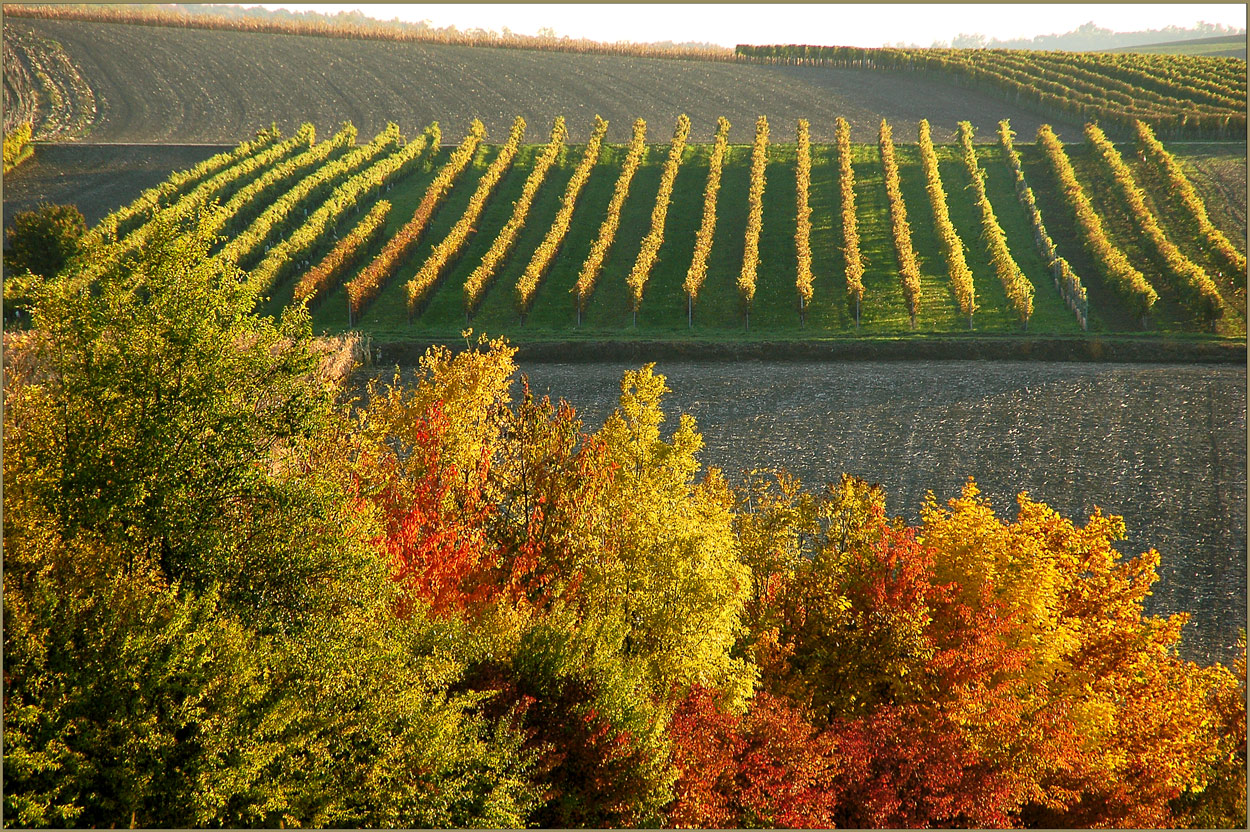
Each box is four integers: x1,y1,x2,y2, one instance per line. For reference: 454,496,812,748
668,686,839,828
4,203,87,322
4,203,85,281
3,215,366,628
592,364,755,708
3,219,540,826
921,480,1245,827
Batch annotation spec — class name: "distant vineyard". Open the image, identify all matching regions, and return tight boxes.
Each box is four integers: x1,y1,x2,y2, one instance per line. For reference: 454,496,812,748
737,44,1247,139
87,115,1246,340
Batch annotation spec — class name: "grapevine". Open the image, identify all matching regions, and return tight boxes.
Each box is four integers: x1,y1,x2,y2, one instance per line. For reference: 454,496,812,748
293,199,390,308
1135,119,1245,291
958,121,1033,328
573,117,647,324
463,117,567,315
879,118,921,328
795,118,813,321
1036,124,1157,323
515,115,609,318
682,116,730,327
626,113,690,325
1085,121,1223,327
918,119,976,327
836,117,864,326
738,114,769,328
998,119,1087,329
406,115,526,318
346,120,485,322
255,122,438,301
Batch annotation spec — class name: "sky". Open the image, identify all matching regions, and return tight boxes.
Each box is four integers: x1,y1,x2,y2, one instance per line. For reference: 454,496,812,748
252,3,1248,48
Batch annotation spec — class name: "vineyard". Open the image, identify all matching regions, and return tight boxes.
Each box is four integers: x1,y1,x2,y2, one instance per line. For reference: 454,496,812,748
737,44,1248,139
4,11,1247,828
69,114,1247,342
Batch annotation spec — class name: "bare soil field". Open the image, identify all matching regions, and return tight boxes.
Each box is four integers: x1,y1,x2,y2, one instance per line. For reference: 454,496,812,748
7,18,1088,145
1,142,226,233
513,359,1247,666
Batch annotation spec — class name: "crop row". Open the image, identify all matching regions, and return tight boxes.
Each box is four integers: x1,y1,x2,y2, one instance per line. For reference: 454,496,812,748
1036,124,1157,322
86,125,284,248
917,119,976,326
346,120,477,323
574,118,648,323
257,122,438,299
878,119,921,327
464,117,567,315
627,114,691,322
293,199,391,307
836,117,864,325
683,116,731,325
997,120,1087,329
406,116,527,317
1134,120,1246,290
115,124,318,257
516,115,610,317
794,119,813,318
1084,122,1224,326
216,122,396,273
958,122,1034,328
200,125,344,242
735,45,1247,139
106,115,1241,335
737,115,769,325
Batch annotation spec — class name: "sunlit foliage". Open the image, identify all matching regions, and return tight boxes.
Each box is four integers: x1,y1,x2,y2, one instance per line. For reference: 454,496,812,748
3,218,1242,826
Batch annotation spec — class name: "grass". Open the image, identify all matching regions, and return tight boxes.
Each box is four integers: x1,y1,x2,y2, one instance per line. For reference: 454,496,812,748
253,138,1246,343
1067,143,1246,337
975,144,1083,333
1130,150,1248,320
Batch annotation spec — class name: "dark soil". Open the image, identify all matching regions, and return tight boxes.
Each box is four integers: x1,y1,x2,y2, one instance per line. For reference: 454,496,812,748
8,17,1089,145
1,142,228,233
503,360,1247,667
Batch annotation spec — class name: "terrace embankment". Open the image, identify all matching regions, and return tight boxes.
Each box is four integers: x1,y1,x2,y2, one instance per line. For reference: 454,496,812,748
370,335,1246,366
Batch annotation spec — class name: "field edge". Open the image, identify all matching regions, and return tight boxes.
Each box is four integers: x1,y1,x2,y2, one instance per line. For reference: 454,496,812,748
366,334,1248,366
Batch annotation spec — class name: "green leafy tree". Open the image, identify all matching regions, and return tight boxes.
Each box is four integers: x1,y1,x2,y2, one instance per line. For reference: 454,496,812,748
3,219,539,827
4,203,86,322
4,203,86,279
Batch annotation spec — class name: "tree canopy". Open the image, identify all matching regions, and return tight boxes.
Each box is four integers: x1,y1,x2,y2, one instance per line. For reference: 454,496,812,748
3,217,1244,828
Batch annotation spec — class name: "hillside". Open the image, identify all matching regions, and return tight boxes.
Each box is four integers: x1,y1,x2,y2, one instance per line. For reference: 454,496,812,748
1106,34,1247,58
2,17,1089,144
19,115,1241,345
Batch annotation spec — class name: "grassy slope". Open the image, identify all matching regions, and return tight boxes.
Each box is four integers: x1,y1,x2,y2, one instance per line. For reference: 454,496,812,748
1068,144,1246,337
243,138,1242,341
1131,152,1248,319
1016,142,1139,333
1105,34,1248,58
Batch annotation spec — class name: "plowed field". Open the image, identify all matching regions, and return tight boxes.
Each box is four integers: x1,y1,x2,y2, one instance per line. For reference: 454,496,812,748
7,17,1088,145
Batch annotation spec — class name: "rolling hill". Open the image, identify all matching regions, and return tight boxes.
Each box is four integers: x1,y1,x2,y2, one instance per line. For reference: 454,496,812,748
3,17,1091,145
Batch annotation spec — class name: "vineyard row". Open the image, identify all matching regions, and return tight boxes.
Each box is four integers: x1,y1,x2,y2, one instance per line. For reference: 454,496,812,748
100,117,1245,336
